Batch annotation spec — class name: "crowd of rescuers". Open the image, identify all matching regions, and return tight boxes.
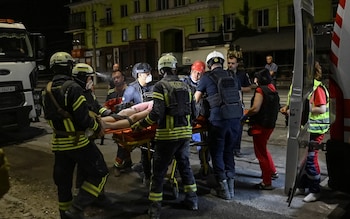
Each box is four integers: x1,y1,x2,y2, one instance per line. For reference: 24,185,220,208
41,50,283,219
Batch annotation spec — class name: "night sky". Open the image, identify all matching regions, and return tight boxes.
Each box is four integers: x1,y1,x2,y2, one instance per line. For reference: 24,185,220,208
1,0,72,56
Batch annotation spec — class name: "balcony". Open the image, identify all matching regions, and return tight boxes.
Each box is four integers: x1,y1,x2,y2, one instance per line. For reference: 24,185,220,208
67,22,86,33
99,18,113,27
130,0,222,21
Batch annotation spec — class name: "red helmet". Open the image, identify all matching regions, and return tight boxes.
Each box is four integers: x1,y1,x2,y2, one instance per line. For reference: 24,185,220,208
191,60,206,73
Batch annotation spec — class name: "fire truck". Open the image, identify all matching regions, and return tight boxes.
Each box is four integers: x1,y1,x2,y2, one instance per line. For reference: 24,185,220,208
286,0,350,200
0,19,45,130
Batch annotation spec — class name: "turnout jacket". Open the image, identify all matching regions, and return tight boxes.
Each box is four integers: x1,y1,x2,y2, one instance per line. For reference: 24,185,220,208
138,75,192,141
42,75,101,151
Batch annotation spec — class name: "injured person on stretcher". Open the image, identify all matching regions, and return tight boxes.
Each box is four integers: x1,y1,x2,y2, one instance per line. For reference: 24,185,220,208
101,100,154,131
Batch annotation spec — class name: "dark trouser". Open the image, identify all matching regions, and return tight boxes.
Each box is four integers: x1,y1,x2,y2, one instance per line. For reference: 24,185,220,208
233,123,243,153
141,141,154,179
299,133,324,193
208,118,240,181
54,142,109,211
149,139,196,199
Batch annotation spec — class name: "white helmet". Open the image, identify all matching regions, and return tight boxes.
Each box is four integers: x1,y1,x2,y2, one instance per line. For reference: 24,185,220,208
49,52,74,69
206,51,225,67
72,63,94,77
158,54,177,72
132,62,152,79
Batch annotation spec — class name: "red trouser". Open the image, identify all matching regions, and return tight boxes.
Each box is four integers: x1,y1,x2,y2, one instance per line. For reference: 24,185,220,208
251,125,277,186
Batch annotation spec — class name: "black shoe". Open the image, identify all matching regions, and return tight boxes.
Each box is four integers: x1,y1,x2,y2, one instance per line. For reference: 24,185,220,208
271,172,279,180
65,206,84,219
234,151,243,158
148,202,161,219
182,200,198,211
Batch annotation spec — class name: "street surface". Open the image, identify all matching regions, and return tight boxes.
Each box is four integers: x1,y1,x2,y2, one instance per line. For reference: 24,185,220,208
1,84,349,219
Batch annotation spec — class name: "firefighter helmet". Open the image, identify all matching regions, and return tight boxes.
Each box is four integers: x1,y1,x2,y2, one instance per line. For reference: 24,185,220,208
158,54,177,75
49,52,74,69
191,60,206,73
72,63,94,77
206,51,225,68
132,62,152,79
72,63,95,90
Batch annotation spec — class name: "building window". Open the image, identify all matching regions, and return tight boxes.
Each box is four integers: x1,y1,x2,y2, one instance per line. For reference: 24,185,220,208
92,11,97,22
146,0,150,12
332,0,338,18
175,0,186,7
121,5,128,17
73,33,85,46
287,5,295,24
134,0,140,13
106,31,112,44
212,16,217,31
135,26,141,39
122,29,128,42
106,8,112,24
196,17,204,32
257,9,269,27
147,24,151,38
224,14,235,31
157,0,169,10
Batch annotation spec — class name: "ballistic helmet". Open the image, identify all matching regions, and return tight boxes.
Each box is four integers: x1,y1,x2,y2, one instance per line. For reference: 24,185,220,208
158,54,177,75
191,60,206,73
132,62,152,79
206,51,225,68
49,52,74,69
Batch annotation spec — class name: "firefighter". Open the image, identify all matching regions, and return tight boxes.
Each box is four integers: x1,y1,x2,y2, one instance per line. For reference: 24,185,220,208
42,52,109,219
131,54,198,219
0,148,10,199
71,63,112,193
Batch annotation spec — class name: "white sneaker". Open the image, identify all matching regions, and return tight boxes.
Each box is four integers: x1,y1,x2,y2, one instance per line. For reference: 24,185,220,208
303,193,320,202
294,188,307,196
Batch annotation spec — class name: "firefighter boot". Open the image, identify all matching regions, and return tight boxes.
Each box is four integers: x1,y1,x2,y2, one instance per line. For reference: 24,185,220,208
66,189,96,219
148,201,161,219
216,179,231,200
92,193,118,210
183,192,198,210
65,206,84,219
59,210,70,219
227,178,234,199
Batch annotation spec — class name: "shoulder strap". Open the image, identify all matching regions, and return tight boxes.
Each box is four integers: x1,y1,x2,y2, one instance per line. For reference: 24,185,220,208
46,81,72,119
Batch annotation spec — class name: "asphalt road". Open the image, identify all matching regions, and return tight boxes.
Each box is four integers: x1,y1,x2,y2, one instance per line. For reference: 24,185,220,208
1,85,350,219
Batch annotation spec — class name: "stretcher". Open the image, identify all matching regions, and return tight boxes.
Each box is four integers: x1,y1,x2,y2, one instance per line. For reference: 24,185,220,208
104,124,208,199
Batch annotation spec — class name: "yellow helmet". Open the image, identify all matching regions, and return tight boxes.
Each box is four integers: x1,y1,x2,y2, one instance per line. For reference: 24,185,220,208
72,63,94,78
158,54,177,70
49,52,74,69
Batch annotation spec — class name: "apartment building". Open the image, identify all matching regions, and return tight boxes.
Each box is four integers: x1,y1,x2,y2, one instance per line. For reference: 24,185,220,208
66,0,337,79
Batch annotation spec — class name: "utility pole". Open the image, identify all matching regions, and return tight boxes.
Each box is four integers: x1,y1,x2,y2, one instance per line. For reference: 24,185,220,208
91,5,97,84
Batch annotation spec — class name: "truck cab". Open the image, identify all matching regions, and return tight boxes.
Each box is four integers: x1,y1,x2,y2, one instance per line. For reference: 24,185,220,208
0,19,45,130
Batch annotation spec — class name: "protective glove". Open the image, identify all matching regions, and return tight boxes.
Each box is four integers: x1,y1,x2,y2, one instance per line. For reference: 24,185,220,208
131,121,145,132
240,114,249,125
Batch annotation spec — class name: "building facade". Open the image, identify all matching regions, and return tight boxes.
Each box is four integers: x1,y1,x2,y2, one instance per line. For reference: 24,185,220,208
66,0,337,79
